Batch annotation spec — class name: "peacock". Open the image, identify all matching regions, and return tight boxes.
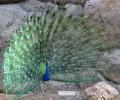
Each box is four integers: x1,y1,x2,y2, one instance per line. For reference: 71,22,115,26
2,7,108,98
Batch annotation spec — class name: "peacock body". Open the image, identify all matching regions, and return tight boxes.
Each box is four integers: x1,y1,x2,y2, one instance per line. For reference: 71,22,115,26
2,8,107,97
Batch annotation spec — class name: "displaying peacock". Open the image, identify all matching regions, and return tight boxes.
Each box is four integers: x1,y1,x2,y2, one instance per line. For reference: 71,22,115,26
2,8,108,98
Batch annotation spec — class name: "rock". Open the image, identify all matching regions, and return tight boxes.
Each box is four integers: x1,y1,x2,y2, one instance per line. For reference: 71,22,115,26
100,49,120,84
0,93,52,100
0,39,5,52
65,4,84,17
0,94,11,100
107,94,120,100
85,82,119,100
104,49,120,65
84,0,120,47
19,93,52,100
45,2,57,10
43,81,86,99
19,0,57,13
0,93,84,100
39,0,86,6
116,85,120,93
43,80,80,94
52,95,82,100
0,0,24,3
19,0,45,12
0,5,27,41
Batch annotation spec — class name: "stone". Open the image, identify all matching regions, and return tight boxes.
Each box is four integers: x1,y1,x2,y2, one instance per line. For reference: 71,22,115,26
104,49,120,65
65,4,84,17
116,85,120,93
39,0,86,6
43,80,80,94
0,5,27,41
0,93,52,100
0,0,24,3
0,39,4,52
100,49,120,83
0,94,10,100
107,94,120,100
84,0,120,47
19,93,52,100
44,2,58,10
0,93,84,100
19,0,45,12
43,81,85,99
85,82,119,100
52,95,82,100
19,0,57,12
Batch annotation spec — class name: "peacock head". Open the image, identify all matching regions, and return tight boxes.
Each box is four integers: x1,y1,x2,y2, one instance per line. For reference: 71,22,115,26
39,62,49,81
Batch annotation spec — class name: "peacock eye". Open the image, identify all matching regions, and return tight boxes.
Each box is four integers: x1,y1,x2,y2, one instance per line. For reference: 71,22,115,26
46,10,50,14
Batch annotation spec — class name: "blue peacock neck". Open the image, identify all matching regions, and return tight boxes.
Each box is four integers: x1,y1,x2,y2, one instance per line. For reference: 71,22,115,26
43,63,50,81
